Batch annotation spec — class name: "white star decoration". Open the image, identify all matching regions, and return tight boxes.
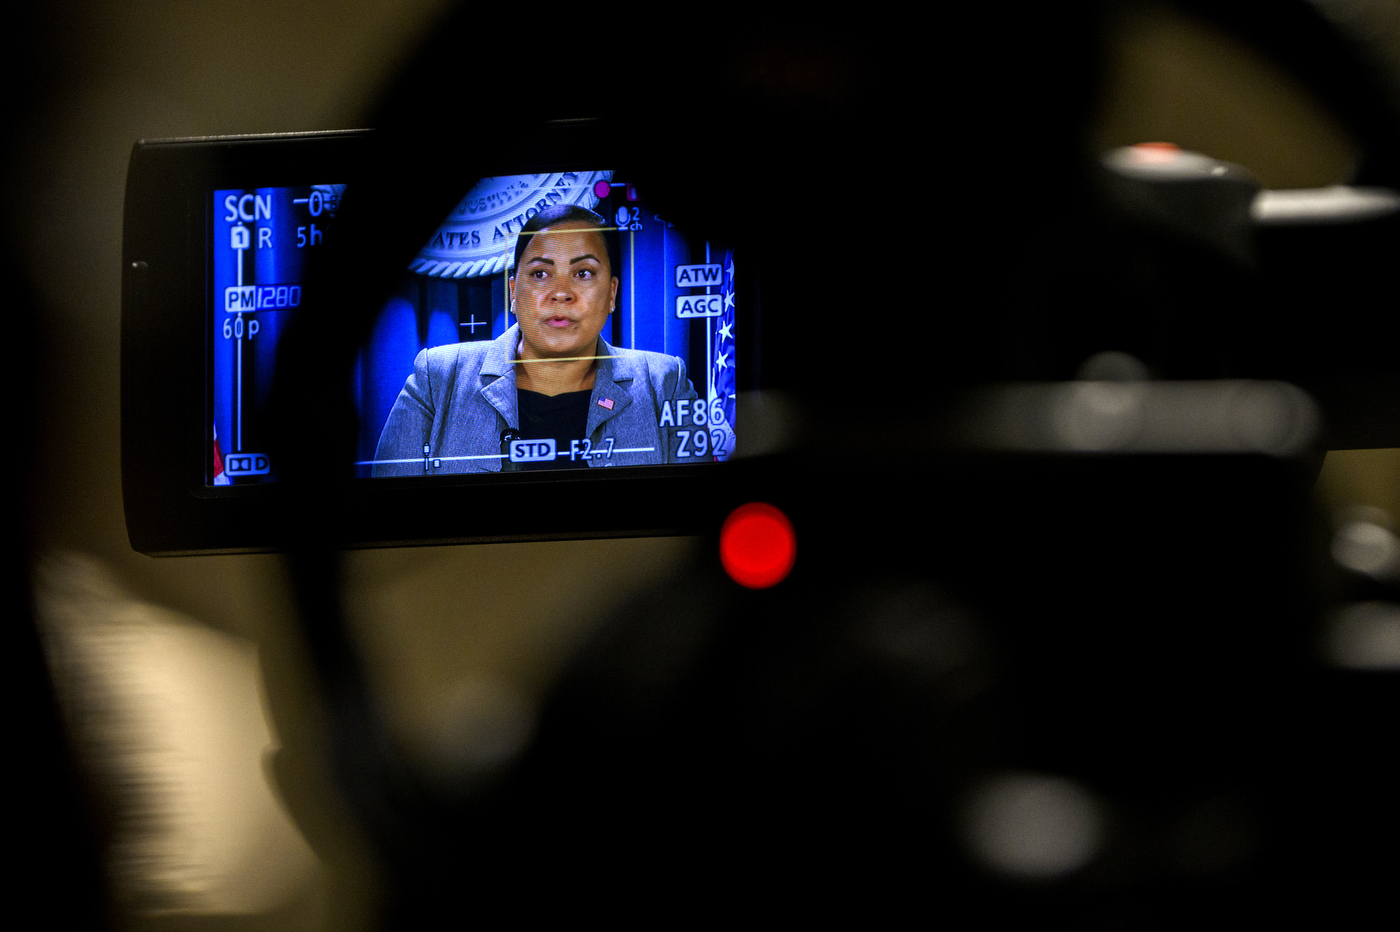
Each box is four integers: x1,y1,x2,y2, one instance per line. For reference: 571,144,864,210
714,351,729,372
718,319,734,341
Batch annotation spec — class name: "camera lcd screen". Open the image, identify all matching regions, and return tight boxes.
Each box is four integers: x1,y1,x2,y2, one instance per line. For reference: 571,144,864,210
209,171,739,487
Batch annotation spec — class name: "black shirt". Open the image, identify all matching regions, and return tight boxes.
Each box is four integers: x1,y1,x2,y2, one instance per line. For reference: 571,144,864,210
517,388,590,470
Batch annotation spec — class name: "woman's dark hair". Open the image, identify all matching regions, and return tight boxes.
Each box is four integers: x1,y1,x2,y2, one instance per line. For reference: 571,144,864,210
511,204,619,279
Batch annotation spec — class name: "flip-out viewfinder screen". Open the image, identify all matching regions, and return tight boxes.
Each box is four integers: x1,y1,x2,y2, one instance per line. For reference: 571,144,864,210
208,171,738,485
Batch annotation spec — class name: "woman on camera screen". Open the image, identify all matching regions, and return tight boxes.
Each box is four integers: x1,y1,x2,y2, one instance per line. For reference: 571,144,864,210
372,205,709,475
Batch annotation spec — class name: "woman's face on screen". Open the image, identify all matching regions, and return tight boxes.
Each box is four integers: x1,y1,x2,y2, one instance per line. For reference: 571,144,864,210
510,221,618,362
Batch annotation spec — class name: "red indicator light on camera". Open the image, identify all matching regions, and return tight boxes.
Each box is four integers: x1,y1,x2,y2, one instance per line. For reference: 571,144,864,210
720,502,796,588
1129,141,1182,163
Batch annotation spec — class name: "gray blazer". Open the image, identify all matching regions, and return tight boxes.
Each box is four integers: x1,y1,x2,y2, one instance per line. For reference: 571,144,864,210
372,325,727,475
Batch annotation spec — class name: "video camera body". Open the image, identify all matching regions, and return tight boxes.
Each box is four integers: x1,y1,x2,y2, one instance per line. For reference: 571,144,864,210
114,2,1400,924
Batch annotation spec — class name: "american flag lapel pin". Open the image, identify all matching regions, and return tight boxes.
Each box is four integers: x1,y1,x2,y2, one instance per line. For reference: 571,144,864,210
597,398,615,410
